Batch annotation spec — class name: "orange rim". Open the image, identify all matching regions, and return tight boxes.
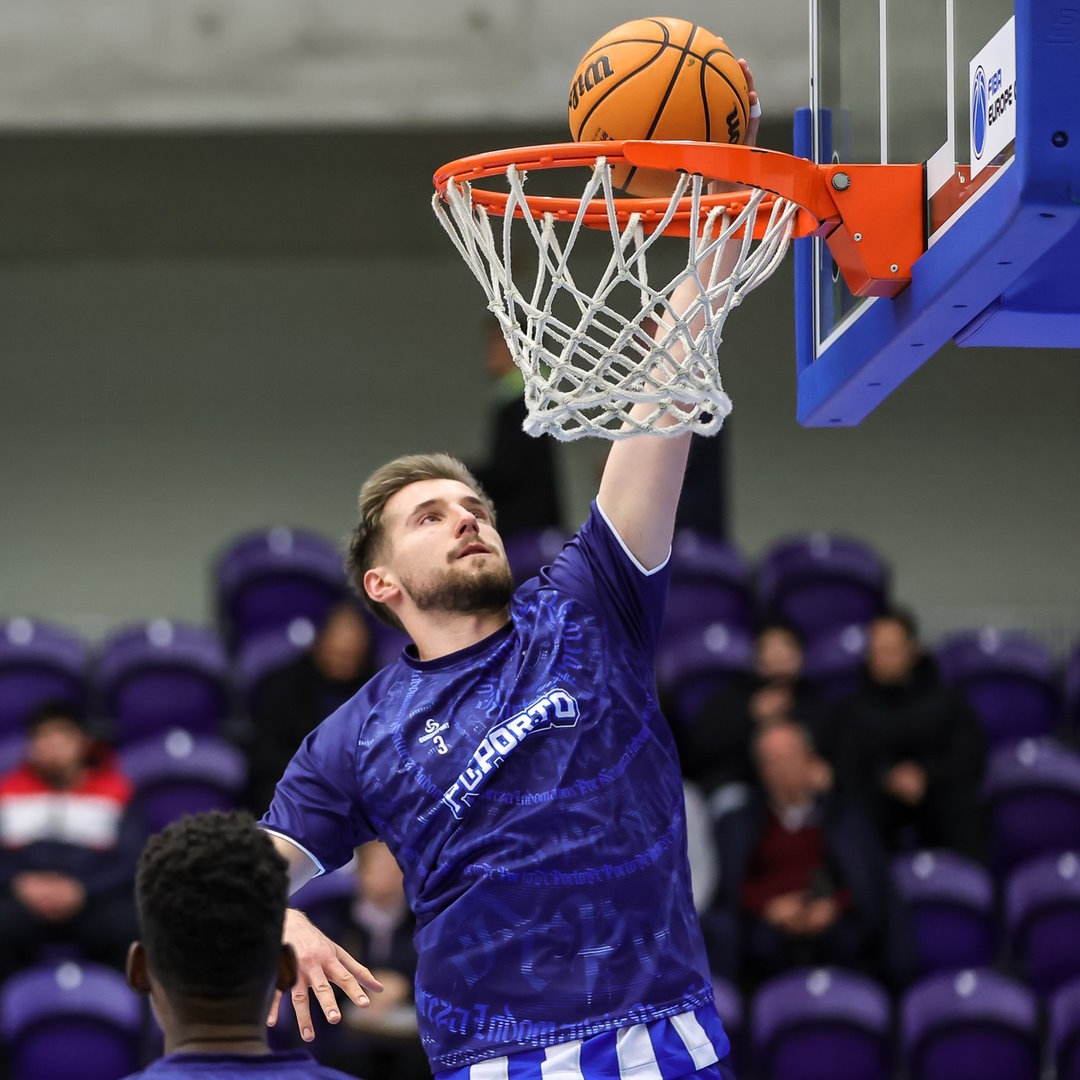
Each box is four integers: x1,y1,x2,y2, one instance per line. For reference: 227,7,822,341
434,141,925,298
433,141,816,239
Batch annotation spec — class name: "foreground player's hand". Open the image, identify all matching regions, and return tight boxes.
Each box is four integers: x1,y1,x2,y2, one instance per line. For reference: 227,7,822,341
268,908,383,1042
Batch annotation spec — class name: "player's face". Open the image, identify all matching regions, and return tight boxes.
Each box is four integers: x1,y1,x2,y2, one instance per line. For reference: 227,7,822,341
381,478,514,617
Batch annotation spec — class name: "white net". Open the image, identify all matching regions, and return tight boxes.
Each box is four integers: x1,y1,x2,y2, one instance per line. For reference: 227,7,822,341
433,156,799,441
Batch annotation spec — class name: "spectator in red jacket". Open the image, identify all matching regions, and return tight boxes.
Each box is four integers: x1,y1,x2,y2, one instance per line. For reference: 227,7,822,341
704,721,895,989
0,702,141,980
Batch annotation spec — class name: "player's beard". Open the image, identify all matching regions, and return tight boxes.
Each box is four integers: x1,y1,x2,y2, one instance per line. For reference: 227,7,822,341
401,558,515,617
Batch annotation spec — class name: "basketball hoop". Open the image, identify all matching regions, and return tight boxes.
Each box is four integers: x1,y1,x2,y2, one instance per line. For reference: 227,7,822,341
433,141,923,441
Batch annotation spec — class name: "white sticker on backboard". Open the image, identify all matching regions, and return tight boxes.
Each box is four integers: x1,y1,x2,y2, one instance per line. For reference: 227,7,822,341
969,17,1017,179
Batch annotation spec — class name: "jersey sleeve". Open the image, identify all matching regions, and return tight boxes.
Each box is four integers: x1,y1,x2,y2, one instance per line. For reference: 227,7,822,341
540,500,670,657
259,701,376,877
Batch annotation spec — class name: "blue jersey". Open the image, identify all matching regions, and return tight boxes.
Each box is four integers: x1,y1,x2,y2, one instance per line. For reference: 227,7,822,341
262,503,728,1075
121,1049,354,1078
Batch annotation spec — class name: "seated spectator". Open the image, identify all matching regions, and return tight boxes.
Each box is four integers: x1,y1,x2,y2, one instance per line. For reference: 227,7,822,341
837,608,987,861
245,601,375,814
705,721,892,990
678,621,835,792
123,810,358,1077
0,702,141,981
317,841,429,1080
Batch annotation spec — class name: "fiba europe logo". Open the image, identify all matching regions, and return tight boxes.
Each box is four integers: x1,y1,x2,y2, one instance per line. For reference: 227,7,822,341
972,65,988,160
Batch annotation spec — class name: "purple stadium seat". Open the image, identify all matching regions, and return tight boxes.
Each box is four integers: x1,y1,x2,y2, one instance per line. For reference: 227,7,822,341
655,622,754,729
756,533,888,639
661,531,754,641
0,618,88,738
0,733,27,775
751,968,891,1080
984,737,1080,877
119,729,247,833
1051,975,1080,1080
712,976,744,1076
893,851,997,976
0,960,144,1080
235,618,316,716
802,623,868,701
503,527,572,585
901,969,1039,1080
936,629,1061,748
1067,644,1080,732
215,527,347,649
1005,850,1080,996
97,619,230,746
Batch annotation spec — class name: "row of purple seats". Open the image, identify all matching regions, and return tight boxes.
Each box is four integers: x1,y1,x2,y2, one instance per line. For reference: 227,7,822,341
214,526,347,651
118,729,248,834
7,960,1080,1080
897,847,1080,995
715,964,1080,1080
7,955,1080,1080
657,617,1075,749
0,617,231,743
0,611,408,749
938,628,1063,748
0,961,146,1080
506,527,890,642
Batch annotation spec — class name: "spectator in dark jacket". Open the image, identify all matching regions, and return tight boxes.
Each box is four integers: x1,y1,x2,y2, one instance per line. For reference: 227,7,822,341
469,321,563,539
704,721,894,989
0,702,141,980
837,608,987,861
245,601,376,815
679,622,836,793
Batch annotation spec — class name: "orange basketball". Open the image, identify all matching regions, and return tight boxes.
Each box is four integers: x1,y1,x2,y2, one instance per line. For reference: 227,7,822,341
568,17,750,197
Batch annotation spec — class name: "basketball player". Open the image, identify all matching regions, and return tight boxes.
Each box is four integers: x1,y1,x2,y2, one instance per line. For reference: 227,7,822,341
123,811,357,1078
261,63,760,1080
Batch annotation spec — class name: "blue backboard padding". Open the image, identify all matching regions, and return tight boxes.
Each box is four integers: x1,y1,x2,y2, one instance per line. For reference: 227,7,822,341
796,0,1080,426
797,166,1080,424
955,217,1080,347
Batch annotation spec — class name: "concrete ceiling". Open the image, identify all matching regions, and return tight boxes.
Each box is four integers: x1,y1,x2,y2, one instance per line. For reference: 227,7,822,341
0,0,810,129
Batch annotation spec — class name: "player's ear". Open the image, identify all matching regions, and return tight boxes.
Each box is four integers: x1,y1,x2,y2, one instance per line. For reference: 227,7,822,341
126,941,151,995
363,567,399,608
277,943,299,992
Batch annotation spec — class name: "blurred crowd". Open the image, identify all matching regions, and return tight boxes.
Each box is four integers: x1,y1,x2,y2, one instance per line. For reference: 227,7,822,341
1,518,1079,1080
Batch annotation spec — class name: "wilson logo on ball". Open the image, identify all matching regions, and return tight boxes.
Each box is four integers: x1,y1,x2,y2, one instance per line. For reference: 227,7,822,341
726,106,741,143
568,55,614,111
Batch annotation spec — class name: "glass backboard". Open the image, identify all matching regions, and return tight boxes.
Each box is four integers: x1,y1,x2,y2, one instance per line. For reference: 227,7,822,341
795,0,1078,425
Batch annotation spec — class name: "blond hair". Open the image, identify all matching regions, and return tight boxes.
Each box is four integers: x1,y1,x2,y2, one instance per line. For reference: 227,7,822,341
345,453,495,629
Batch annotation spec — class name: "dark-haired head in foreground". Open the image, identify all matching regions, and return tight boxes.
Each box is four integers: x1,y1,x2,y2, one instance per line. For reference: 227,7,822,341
127,810,296,1057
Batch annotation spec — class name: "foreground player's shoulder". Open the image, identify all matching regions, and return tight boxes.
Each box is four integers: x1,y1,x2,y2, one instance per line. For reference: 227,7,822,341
119,1049,359,1077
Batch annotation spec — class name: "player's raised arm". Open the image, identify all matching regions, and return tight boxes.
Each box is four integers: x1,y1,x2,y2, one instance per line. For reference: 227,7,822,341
598,61,760,568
